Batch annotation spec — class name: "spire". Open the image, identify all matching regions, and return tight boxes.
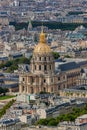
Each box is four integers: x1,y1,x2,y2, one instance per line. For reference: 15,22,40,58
39,25,46,44
41,24,44,33
27,20,32,32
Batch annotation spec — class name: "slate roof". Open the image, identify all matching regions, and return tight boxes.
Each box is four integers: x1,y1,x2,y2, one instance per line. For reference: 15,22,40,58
0,57,8,61
0,118,20,126
0,73,4,77
55,60,87,72
58,62,80,72
77,61,87,67
1,83,18,88
12,54,23,59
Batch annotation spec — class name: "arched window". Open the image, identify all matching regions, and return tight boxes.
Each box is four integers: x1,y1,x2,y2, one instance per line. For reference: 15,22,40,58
44,79,46,83
44,65,47,71
35,65,36,70
39,57,41,61
44,57,46,61
51,87,53,92
23,86,25,91
39,65,41,70
63,84,65,88
58,85,60,90
51,78,53,83
58,77,60,80
43,87,46,92
31,77,34,83
50,65,51,70
23,78,25,81
31,87,34,93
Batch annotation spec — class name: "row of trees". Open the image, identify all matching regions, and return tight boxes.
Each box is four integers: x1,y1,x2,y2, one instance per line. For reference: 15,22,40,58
0,99,15,118
36,104,87,126
0,57,31,72
10,21,87,31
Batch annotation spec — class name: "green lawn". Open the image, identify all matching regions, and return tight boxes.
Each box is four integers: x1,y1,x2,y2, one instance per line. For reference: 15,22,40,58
0,95,16,100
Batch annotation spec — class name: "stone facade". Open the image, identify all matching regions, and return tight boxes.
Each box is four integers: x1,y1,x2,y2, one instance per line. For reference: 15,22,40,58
65,68,80,88
60,89,87,98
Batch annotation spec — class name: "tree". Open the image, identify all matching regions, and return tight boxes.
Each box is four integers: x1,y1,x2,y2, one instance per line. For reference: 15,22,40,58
52,52,60,59
0,87,8,96
47,119,58,126
6,65,18,72
0,87,4,95
2,88,8,96
82,93,86,97
64,55,71,58
79,47,83,51
36,104,87,126
5,61,13,67
37,119,48,125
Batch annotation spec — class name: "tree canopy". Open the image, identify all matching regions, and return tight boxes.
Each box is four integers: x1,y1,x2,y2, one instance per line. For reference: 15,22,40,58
0,57,31,72
10,21,87,31
0,87,8,96
52,52,60,59
36,104,87,126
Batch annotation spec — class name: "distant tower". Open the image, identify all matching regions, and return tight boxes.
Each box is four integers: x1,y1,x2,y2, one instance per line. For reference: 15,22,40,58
27,20,32,32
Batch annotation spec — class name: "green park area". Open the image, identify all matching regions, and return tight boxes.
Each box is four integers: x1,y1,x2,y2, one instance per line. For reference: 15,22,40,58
0,95,16,100
0,87,15,100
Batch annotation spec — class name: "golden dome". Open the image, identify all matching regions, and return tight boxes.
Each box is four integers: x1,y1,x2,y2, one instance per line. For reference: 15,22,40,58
33,29,51,55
